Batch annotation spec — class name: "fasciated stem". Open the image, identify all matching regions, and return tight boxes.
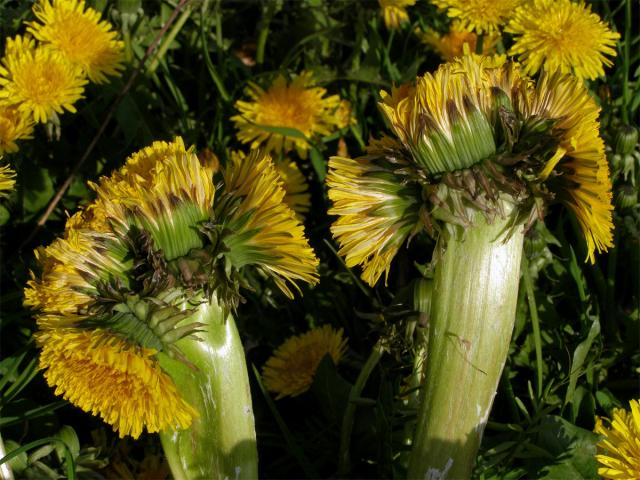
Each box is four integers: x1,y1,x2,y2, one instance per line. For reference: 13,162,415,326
159,298,258,480
408,212,524,480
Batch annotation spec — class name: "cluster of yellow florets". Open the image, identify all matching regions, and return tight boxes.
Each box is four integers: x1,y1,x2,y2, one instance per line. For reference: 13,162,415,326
0,0,124,157
412,0,619,81
231,70,354,220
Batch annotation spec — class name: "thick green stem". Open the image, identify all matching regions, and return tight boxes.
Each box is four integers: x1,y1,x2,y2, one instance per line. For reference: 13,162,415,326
0,431,14,480
408,213,524,479
159,298,258,480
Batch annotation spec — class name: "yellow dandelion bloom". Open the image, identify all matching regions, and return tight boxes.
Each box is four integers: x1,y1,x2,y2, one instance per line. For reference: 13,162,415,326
378,55,612,262
379,55,497,174
327,136,422,286
24,228,132,329
416,22,498,61
0,36,86,123
432,0,523,35
262,325,348,399
0,106,34,154
222,150,319,297
24,205,197,439
506,0,620,80
38,329,197,439
594,399,640,479
0,164,16,196
91,137,215,260
379,0,416,30
335,99,356,130
527,71,613,262
231,71,343,158
29,0,125,84
231,150,311,217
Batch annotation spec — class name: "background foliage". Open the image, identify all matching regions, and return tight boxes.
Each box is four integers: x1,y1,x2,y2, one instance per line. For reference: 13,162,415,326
0,0,638,478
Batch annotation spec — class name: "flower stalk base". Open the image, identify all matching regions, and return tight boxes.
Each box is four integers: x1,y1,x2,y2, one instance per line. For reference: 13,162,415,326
159,298,258,480
408,213,524,479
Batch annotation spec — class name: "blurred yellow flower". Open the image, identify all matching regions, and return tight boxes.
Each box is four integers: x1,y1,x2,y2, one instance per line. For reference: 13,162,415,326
416,21,497,60
29,0,125,84
276,159,311,216
506,0,619,80
335,99,356,130
432,0,523,35
0,164,16,196
379,0,416,29
0,36,86,123
0,106,34,154
38,329,197,439
232,71,344,158
263,325,348,399
594,399,640,479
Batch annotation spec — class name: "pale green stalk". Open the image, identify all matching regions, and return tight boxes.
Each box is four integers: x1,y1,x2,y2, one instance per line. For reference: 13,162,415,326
159,297,258,480
408,209,524,479
0,432,13,480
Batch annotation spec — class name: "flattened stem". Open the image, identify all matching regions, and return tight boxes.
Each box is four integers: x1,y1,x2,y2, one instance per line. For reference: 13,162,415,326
159,298,258,480
408,213,524,479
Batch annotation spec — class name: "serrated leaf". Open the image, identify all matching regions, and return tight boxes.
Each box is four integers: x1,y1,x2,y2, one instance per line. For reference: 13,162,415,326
534,415,599,479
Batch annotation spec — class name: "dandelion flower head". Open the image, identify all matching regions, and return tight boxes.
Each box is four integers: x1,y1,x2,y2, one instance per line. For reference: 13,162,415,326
328,136,423,286
0,35,86,123
0,106,34,154
38,329,197,439
506,0,620,80
379,0,416,30
24,225,199,438
231,150,311,217
0,164,16,196
329,55,613,287
221,150,319,297
262,325,348,399
29,0,125,84
232,71,346,158
594,399,640,479
416,21,498,61
432,0,524,35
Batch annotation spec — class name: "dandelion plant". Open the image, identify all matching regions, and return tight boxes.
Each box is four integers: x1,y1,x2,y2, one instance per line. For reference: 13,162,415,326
25,138,319,479
328,54,614,478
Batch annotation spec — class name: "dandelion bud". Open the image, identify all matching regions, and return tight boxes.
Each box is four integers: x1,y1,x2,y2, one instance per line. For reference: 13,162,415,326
616,184,638,210
615,125,638,156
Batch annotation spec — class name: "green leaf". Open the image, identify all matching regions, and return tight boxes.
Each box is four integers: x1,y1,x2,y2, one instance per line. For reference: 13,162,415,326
311,354,352,425
21,166,54,216
564,316,600,411
254,123,309,142
251,365,320,479
54,426,80,464
310,147,326,181
534,415,599,480
3,440,27,473
0,204,9,226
